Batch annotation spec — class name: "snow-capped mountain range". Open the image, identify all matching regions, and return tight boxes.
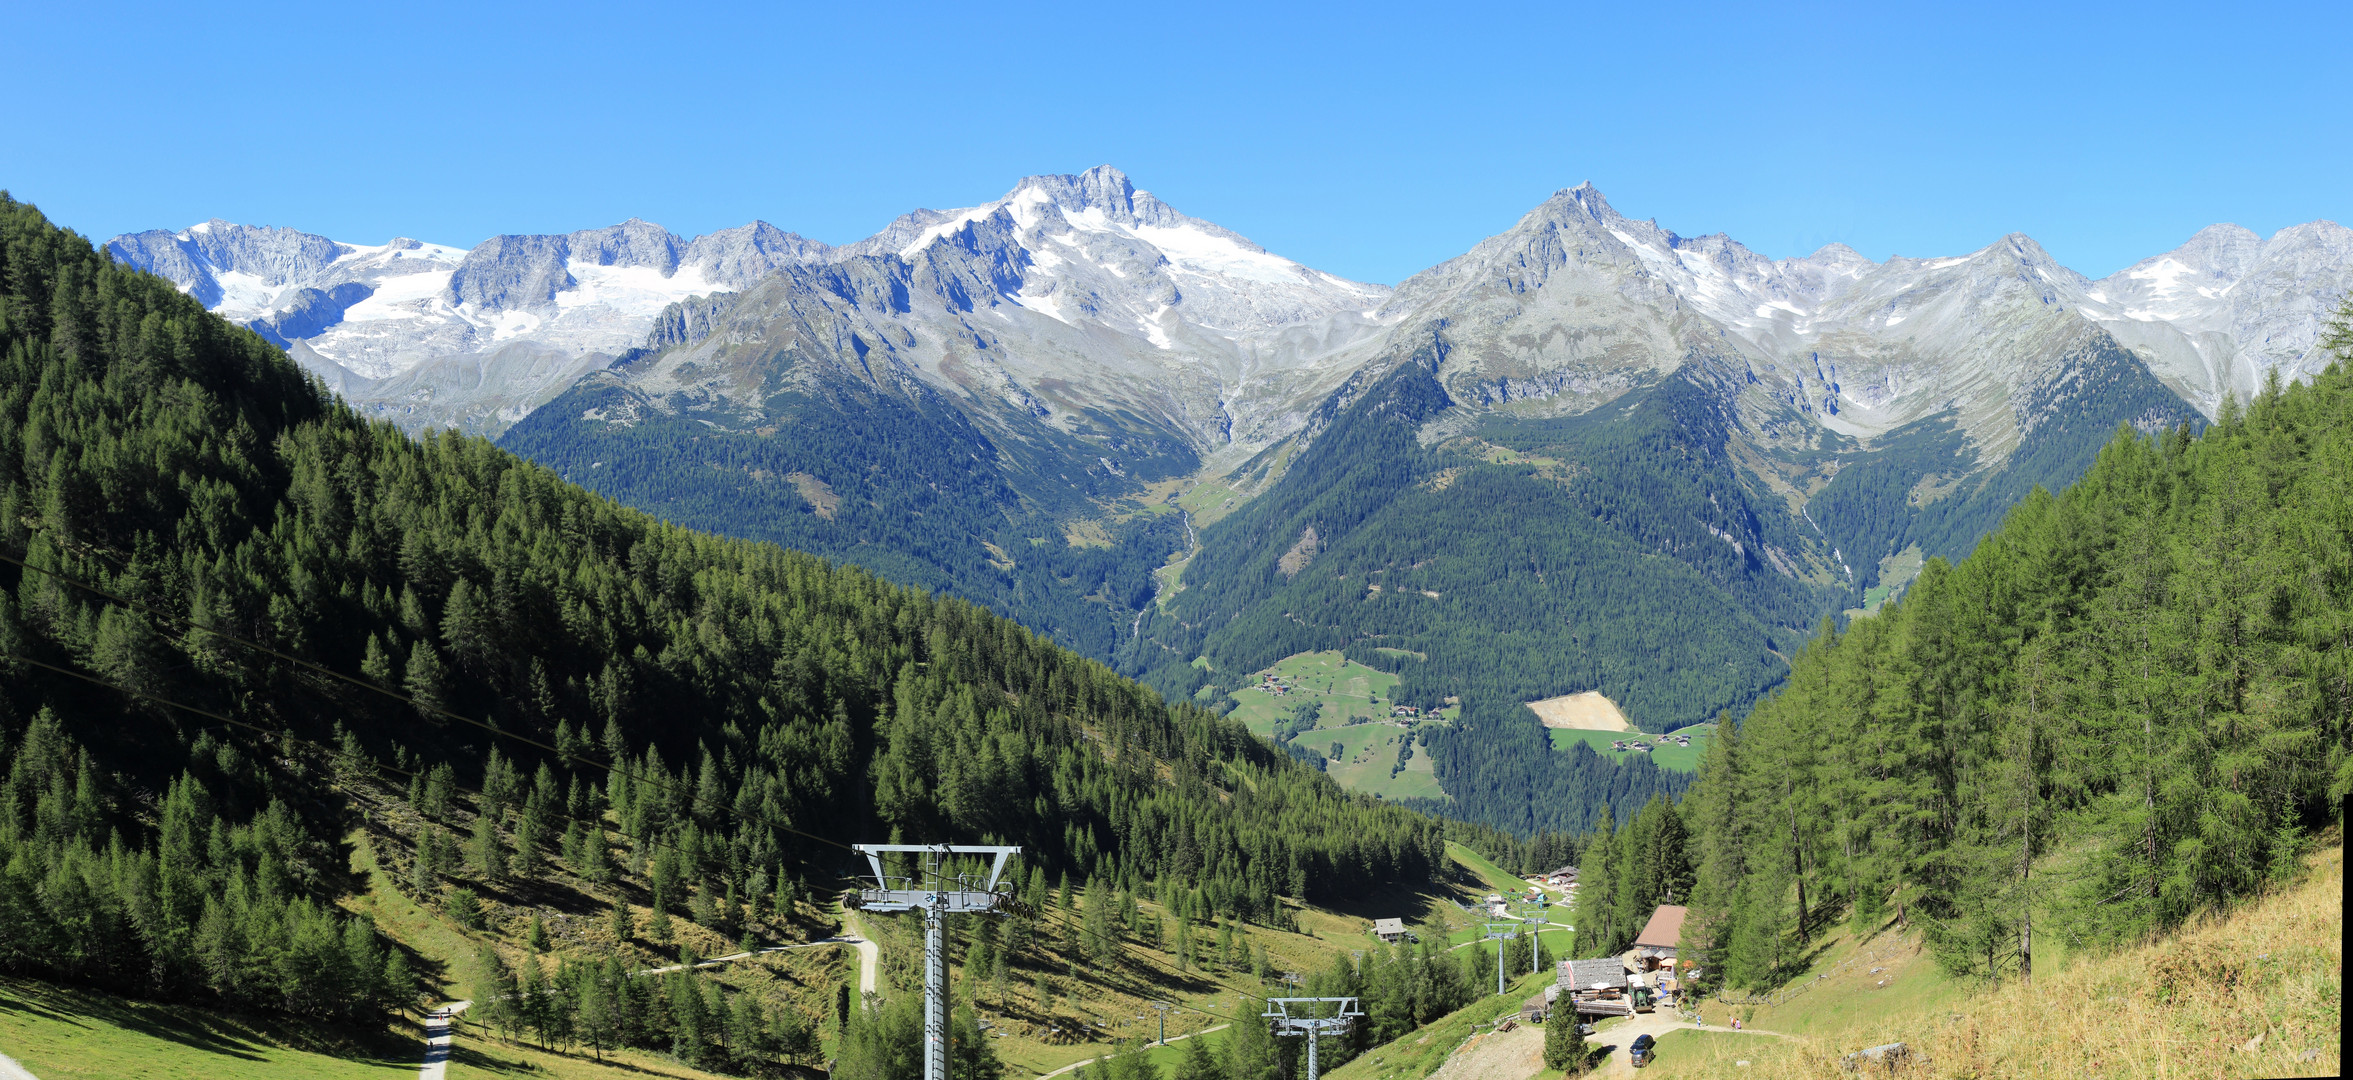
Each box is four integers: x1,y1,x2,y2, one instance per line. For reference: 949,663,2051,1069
102,167,2352,713
105,217,831,431
108,169,2349,447
1367,184,2351,459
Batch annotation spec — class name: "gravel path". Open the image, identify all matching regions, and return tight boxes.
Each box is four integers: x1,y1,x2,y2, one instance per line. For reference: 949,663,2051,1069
417,1000,472,1080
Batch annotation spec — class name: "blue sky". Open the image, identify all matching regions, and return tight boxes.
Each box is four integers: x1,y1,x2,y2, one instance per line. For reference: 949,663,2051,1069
4,0,2345,283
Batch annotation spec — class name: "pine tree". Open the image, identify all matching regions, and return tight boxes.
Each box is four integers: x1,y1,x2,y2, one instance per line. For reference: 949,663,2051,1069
470,812,507,885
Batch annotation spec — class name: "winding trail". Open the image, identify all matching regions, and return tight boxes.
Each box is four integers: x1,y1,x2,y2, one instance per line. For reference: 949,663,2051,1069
1033,1022,1232,1080
634,934,876,983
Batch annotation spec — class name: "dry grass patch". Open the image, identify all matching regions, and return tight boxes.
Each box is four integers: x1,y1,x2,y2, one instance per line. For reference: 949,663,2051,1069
1661,839,2342,1079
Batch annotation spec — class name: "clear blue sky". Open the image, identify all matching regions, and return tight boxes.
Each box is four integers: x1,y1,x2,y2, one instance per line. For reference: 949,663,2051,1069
4,0,2346,283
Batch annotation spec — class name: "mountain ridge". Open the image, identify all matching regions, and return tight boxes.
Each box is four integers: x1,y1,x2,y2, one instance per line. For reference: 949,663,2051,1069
102,176,2352,825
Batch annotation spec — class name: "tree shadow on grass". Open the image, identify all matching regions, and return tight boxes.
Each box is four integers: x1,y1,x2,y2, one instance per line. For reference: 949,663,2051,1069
0,976,413,1068
450,1036,733,1078
1314,878,1464,924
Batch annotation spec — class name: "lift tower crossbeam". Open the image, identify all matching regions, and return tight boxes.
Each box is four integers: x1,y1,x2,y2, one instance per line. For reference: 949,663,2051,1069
1481,923,1521,997
1263,997,1364,1080
852,844,1024,1080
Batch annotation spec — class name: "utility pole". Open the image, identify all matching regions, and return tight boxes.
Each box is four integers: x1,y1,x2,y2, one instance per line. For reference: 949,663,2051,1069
1264,997,1363,1080
1150,1000,1172,1045
851,844,1024,1080
1481,923,1520,997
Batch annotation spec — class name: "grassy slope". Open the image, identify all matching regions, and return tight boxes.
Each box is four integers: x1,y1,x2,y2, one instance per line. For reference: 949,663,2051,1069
1226,652,1404,731
0,769,1508,1080
1445,844,1525,898
1542,727,1711,773
1652,838,2344,1080
0,977,414,1080
444,1027,745,1080
1322,724,1446,801
1319,970,1559,1080
1225,652,1454,801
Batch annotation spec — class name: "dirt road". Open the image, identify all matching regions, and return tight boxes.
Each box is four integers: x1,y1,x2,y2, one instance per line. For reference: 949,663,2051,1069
1583,1012,1791,1078
1424,1022,1545,1080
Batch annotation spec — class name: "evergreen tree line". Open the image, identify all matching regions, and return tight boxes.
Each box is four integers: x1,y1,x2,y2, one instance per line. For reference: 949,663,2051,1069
1680,345,2353,993
1565,794,1695,960
0,192,1445,1027
469,944,826,1076
1413,697,1695,838
0,708,409,1019
1059,931,1548,1080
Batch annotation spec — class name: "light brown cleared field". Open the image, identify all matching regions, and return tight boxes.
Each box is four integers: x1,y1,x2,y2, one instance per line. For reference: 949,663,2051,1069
1526,692,1630,732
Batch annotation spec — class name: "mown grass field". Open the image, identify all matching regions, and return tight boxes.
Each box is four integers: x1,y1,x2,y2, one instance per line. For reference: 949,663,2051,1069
1636,1028,1787,1076
1227,652,1403,732
1320,722,1446,801
1226,652,1455,801
1545,725,1711,773
445,1026,745,1080
1446,843,1526,897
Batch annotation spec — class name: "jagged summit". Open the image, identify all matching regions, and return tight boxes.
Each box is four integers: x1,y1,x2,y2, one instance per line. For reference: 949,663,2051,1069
104,177,2351,443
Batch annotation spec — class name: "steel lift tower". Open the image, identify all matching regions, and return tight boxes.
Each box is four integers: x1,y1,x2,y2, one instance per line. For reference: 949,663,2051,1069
1518,897,1549,975
851,844,1023,1080
1263,997,1364,1080
1481,923,1522,996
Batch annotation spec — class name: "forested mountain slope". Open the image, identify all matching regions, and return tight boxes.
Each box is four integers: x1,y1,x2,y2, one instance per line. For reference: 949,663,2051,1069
502,181,2229,839
0,193,1444,1032
1680,329,2353,992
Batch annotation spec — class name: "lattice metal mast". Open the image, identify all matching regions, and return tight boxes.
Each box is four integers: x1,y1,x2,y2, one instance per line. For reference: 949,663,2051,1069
1263,997,1364,1080
851,844,1024,1080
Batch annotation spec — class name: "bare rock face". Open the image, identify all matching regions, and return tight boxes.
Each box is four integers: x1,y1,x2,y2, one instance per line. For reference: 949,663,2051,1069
2081,220,2353,414
108,169,2346,718
107,170,2344,480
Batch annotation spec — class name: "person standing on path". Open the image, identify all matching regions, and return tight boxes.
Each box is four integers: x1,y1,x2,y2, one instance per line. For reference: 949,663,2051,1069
419,1000,471,1080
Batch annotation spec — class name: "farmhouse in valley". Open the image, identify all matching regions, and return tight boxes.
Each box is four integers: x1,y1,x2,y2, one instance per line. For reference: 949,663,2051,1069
1372,917,1411,943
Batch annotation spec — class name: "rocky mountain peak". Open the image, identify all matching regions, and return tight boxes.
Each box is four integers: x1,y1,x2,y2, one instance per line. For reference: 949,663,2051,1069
563,218,684,273
1803,242,1870,264
1007,165,1185,231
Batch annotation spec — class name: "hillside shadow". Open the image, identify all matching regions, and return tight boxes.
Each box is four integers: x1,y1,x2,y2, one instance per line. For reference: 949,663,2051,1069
0,977,414,1068
1313,878,1465,924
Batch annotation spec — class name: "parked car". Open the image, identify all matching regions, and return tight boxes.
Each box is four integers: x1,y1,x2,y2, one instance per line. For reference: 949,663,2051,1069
1629,1033,1655,1069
